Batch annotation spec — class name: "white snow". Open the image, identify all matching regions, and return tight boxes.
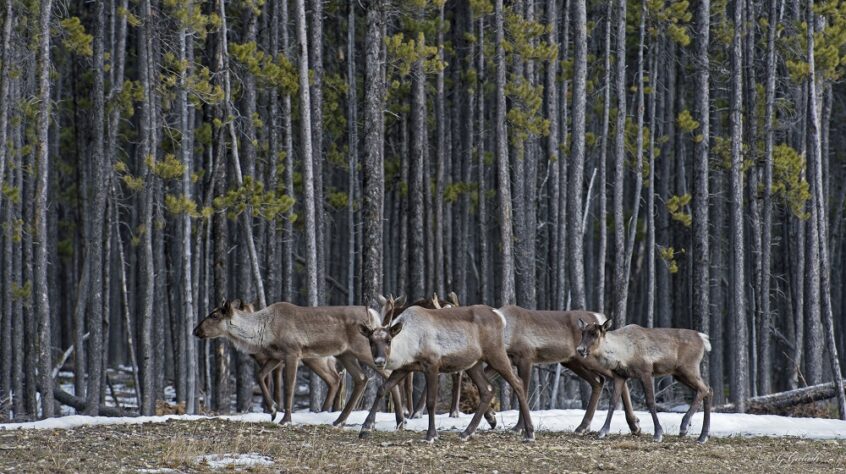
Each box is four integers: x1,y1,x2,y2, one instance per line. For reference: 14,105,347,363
1,409,845,440
196,453,274,469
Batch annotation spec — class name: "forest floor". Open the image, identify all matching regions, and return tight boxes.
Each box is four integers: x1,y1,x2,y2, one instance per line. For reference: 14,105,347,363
1,417,844,473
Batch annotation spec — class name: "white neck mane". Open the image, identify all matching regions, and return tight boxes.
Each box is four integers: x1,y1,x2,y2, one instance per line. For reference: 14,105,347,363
224,308,273,355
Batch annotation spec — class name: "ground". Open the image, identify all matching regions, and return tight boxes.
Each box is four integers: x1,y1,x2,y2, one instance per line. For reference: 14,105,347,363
1,418,844,473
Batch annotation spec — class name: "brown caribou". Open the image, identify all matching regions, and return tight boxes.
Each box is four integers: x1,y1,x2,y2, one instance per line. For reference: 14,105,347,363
358,305,534,443
235,301,342,415
577,319,712,443
193,300,406,427
496,306,641,435
378,292,466,419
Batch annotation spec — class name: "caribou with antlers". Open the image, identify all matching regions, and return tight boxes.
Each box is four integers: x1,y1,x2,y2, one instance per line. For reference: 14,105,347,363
358,305,534,443
378,292,467,418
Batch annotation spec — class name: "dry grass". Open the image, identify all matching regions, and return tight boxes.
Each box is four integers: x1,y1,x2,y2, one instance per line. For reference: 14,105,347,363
0,418,843,473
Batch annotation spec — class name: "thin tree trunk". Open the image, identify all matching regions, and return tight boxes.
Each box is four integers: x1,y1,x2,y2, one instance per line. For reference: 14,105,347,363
760,0,779,396
567,0,587,310
35,0,55,418
729,0,749,412
410,31,427,300
295,0,319,309
612,0,628,324
495,0,515,306
362,0,385,307
693,0,711,384
596,1,611,314
806,0,846,419
84,0,107,415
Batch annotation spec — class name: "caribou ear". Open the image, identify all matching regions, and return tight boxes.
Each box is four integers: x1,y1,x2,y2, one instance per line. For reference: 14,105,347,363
222,299,232,312
377,294,387,307
389,322,403,338
448,291,460,307
230,299,243,311
578,318,587,330
358,324,374,339
602,319,613,332
395,295,407,307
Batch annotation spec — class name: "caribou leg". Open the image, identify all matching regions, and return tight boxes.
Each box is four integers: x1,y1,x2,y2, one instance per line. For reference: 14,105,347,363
424,369,440,443
449,372,462,418
486,352,534,442
641,374,663,442
359,369,408,438
304,358,342,413
597,375,625,439
459,363,496,440
512,358,533,432
332,354,368,427
698,388,712,444
281,355,300,424
257,359,282,421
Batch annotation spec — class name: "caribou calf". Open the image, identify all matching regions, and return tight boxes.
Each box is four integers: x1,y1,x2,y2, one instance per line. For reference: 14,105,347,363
577,319,712,443
194,300,405,428
358,305,534,443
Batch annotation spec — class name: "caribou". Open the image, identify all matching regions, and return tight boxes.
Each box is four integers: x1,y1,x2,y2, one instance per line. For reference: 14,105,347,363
231,301,342,415
577,319,713,443
358,305,534,443
193,299,406,427
378,292,466,418
496,305,641,435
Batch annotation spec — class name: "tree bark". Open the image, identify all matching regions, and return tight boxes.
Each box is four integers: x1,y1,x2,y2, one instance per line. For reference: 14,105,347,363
35,0,55,419
362,0,385,308
495,0,515,306
612,0,628,324
729,0,749,412
567,0,587,310
693,0,711,381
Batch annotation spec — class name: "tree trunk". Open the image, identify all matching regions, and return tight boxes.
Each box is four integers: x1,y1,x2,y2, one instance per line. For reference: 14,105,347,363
362,0,385,307
35,0,55,418
84,0,107,415
567,0,587,310
596,1,611,314
729,0,749,412
410,32,427,300
693,0,711,381
806,0,846,419
495,0,515,306
611,0,628,324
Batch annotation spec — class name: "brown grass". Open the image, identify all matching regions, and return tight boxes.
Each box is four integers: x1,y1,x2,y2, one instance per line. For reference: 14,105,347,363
0,418,843,473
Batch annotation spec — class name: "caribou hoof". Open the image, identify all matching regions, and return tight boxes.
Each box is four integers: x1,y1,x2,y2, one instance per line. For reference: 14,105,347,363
459,432,472,442
574,425,588,435
696,435,709,445
630,420,642,436
449,411,460,419
395,420,406,431
422,434,438,444
358,429,372,439
522,432,536,443
597,429,609,440
653,432,663,443
484,412,497,430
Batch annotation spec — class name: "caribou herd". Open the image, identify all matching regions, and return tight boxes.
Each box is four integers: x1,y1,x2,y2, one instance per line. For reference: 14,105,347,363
193,292,712,444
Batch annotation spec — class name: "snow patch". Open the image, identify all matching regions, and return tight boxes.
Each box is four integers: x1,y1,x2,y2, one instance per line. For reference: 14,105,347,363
197,453,274,469
2,410,845,440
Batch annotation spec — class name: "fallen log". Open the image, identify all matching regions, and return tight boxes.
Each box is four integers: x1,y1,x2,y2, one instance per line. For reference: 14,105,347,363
52,387,131,417
717,382,846,413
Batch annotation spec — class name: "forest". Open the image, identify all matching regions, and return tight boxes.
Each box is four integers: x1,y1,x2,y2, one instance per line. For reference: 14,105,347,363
0,0,845,423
